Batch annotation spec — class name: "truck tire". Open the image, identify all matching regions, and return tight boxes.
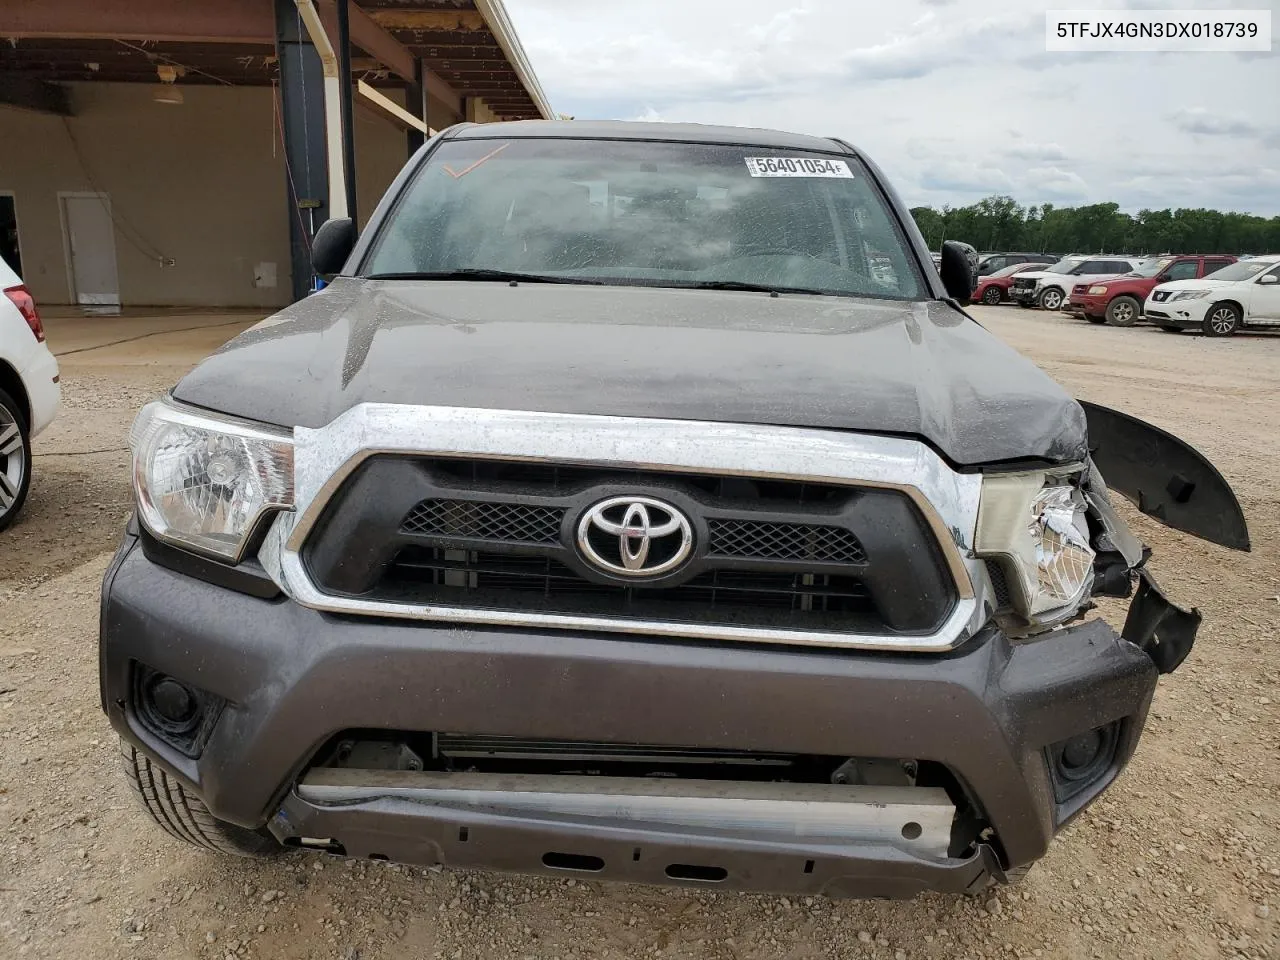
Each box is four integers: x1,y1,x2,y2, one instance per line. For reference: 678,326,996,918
967,863,1033,896
120,741,281,858
1202,302,1241,337
0,387,32,533
1038,287,1065,311
1105,296,1141,327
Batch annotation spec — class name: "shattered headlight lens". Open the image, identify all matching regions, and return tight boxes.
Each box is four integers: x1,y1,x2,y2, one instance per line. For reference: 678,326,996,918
130,400,294,562
977,473,1096,624
1169,289,1210,301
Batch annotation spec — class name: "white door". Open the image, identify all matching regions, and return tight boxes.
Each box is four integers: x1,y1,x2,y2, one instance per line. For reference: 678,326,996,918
61,194,120,305
1247,266,1280,324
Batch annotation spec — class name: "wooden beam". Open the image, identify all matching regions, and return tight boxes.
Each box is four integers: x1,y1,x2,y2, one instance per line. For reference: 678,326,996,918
356,77,430,135
0,76,72,114
0,0,274,43
367,10,486,32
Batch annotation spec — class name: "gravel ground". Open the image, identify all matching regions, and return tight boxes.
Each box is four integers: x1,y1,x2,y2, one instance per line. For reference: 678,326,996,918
1,305,1277,960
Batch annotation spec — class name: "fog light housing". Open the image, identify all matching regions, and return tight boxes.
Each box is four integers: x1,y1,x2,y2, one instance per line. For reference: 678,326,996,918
133,665,223,758
1046,722,1121,803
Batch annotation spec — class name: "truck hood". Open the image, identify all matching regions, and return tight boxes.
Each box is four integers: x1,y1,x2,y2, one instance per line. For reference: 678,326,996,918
173,278,1087,466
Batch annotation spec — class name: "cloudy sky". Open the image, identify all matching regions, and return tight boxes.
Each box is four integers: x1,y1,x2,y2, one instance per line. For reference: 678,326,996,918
507,0,1280,216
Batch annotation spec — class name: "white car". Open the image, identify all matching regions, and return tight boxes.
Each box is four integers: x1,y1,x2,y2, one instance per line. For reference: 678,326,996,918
0,256,61,529
1145,255,1280,336
1008,255,1149,311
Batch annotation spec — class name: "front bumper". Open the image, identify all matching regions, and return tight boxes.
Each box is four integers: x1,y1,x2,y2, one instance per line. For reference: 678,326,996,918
1144,298,1210,327
101,532,1162,897
1065,293,1105,319
1010,286,1039,305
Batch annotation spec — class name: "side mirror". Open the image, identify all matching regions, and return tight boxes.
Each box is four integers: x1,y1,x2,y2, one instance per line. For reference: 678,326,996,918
311,218,357,279
1258,273,1278,285
939,240,979,303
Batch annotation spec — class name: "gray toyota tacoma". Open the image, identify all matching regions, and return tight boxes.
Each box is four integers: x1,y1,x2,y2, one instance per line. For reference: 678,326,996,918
100,121,1250,898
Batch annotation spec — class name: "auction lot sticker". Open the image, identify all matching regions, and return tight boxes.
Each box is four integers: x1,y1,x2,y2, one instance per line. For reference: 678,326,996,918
744,157,854,178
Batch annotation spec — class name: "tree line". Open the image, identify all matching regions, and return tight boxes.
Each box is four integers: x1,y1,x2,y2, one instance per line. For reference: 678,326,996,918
909,196,1280,255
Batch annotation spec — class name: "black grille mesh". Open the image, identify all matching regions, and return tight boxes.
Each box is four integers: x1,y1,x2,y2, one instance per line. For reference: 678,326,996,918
708,519,866,565
402,499,564,544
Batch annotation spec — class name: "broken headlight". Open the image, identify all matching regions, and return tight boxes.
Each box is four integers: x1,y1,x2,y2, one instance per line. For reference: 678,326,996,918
976,472,1096,626
130,399,294,562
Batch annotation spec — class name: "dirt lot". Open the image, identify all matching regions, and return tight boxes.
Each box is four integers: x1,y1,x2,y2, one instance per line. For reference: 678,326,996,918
1,305,1277,960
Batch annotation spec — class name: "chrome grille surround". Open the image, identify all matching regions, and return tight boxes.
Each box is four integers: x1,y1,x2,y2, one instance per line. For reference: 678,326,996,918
259,404,993,652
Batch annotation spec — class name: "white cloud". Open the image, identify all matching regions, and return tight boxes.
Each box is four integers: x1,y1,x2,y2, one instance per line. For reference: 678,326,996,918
506,0,1280,215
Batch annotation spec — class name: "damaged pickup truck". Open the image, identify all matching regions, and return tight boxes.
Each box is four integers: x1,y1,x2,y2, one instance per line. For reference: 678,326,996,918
100,121,1251,899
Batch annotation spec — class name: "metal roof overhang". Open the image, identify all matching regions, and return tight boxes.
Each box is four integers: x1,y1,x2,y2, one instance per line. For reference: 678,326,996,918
0,0,552,121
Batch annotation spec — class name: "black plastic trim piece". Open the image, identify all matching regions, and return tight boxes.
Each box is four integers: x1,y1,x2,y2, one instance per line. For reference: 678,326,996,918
138,526,282,600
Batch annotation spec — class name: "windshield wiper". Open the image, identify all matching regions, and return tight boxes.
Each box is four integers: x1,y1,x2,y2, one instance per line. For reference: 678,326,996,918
364,268,604,285
678,280,782,294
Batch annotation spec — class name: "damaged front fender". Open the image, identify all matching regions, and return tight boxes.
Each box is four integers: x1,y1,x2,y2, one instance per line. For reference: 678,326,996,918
1080,402,1251,551
1121,570,1201,674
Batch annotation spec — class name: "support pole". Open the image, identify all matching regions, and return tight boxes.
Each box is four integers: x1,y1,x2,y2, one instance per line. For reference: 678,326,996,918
406,59,426,159
274,0,330,301
293,0,348,220
335,0,357,223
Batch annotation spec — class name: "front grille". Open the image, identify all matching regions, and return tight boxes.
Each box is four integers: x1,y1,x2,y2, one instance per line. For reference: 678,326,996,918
708,518,866,565
402,499,563,544
382,547,878,630
302,455,958,635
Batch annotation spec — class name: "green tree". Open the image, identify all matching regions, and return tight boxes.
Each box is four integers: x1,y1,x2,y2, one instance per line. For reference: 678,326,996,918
910,195,1279,256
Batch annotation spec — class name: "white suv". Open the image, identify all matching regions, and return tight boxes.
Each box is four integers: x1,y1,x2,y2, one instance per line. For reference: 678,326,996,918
0,256,61,529
1146,255,1280,336
1009,256,1148,311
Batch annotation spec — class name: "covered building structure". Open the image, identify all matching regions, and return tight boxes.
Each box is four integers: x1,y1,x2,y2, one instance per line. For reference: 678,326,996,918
0,0,553,306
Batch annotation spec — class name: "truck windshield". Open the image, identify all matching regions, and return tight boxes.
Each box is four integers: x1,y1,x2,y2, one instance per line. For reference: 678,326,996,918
362,138,924,300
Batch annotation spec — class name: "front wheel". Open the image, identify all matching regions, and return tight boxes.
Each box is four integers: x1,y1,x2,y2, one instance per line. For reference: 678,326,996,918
1038,287,1064,311
0,387,32,532
120,741,281,858
1203,303,1241,337
1105,296,1142,327
981,285,1003,305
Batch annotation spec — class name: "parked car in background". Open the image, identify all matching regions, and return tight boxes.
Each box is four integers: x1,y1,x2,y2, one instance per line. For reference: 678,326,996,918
977,252,1057,276
972,262,1050,305
1146,255,1280,336
0,255,61,530
1064,255,1238,326
1010,256,1149,311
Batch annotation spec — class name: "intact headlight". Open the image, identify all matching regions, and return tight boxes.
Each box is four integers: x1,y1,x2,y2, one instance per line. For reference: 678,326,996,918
1087,285,1109,295
1169,290,1209,301
976,472,1096,625
129,400,294,562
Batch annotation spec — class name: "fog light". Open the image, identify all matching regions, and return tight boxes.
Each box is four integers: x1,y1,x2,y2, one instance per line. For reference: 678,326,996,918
1059,731,1102,772
133,665,223,757
1047,722,1121,804
150,677,196,725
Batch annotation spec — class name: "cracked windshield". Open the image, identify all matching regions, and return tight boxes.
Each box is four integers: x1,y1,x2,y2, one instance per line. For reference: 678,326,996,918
364,138,923,300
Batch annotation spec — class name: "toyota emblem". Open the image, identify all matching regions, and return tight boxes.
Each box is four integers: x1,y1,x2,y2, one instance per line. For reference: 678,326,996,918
576,496,694,578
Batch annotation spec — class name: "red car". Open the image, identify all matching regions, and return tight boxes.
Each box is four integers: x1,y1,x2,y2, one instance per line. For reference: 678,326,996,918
971,262,1048,305
1064,254,1237,326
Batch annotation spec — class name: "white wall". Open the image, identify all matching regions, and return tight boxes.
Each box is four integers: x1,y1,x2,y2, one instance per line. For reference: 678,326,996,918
0,82,414,307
